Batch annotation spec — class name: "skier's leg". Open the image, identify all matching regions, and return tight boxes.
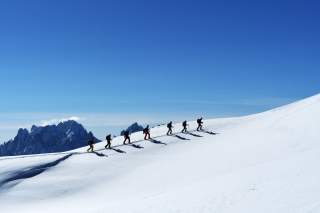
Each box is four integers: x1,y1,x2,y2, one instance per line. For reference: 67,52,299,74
105,142,110,149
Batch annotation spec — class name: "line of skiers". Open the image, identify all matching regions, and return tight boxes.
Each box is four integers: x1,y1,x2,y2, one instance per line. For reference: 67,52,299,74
87,118,204,152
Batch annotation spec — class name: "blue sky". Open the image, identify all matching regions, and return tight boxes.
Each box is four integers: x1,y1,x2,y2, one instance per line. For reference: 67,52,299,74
0,0,319,141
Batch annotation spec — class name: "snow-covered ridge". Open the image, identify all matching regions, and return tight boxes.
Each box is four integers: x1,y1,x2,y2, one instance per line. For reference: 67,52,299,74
0,93,320,213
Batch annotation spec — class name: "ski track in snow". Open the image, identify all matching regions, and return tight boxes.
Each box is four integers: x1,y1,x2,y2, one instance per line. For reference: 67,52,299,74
0,128,212,194
0,94,320,213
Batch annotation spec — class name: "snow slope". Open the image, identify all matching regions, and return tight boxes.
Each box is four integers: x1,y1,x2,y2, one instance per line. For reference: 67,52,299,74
1,94,320,213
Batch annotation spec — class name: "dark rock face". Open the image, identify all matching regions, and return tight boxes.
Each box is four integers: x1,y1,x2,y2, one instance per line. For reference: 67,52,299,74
0,120,99,157
120,122,144,135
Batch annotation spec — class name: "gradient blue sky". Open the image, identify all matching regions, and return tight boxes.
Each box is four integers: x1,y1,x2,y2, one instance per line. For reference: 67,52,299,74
0,0,319,141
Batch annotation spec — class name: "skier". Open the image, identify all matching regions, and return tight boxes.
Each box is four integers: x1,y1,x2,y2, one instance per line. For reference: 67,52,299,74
123,131,131,144
143,125,151,140
87,138,95,152
105,134,112,149
181,120,188,133
167,121,173,135
197,117,204,131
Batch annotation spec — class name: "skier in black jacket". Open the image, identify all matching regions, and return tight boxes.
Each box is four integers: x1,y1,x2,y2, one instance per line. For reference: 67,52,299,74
167,121,173,135
105,134,112,149
181,120,188,133
143,125,151,140
197,117,204,131
123,131,131,144
87,138,95,152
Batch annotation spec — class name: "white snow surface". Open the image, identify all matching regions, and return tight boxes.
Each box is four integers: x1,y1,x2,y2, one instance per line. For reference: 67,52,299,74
1,94,320,213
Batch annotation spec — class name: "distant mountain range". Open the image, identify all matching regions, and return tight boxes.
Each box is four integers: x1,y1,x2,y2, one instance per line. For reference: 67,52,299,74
120,122,144,135
0,120,99,157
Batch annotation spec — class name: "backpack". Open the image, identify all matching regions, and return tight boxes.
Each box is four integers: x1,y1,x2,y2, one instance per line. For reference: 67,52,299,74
88,140,94,145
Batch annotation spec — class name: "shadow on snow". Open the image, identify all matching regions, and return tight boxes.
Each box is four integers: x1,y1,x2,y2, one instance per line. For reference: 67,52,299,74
110,148,127,154
0,154,73,191
184,132,203,137
173,135,190,141
148,139,167,145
